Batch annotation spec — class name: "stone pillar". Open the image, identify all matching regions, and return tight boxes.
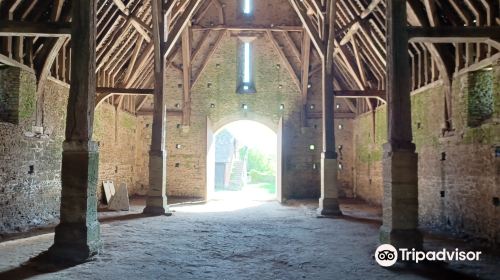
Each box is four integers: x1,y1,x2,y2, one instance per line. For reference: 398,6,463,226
47,0,101,263
143,0,170,215
379,0,422,249
318,0,342,216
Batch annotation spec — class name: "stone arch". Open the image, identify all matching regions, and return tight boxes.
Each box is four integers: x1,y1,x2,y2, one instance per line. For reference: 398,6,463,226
206,114,282,201
211,112,278,134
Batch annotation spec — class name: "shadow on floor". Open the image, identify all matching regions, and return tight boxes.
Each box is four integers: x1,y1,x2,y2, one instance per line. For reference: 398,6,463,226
0,252,82,280
335,213,382,228
388,261,480,280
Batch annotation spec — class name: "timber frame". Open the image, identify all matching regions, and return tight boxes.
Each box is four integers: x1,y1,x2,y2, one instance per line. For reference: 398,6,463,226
0,0,498,123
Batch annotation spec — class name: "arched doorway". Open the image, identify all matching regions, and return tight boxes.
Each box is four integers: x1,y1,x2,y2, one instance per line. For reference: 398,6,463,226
207,119,283,202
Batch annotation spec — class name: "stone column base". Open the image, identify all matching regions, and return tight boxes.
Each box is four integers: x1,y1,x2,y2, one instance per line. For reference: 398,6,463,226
143,150,172,216
46,221,102,264
318,197,342,216
143,195,172,216
46,141,102,264
380,225,423,250
380,143,422,250
318,154,342,217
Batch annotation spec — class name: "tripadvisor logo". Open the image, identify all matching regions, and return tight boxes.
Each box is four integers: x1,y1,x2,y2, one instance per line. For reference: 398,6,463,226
375,244,398,267
375,244,482,267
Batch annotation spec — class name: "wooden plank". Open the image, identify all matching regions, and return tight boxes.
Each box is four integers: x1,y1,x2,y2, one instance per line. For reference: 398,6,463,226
96,87,154,94
137,110,183,117
112,0,130,15
182,28,192,125
334,90,386,102
408,26,500,42
124,36,144,83
423,0,439,26
0,21,71,37
164,0,204,58
136,96,150,112
283,31,301,60
191,25,304,32
191,30,211,61
301,32,311,102
0,52,34,73
288,0,325,57
360,0,383,19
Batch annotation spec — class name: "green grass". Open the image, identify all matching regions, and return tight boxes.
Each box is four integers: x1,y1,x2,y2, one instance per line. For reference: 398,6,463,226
247,182,276,194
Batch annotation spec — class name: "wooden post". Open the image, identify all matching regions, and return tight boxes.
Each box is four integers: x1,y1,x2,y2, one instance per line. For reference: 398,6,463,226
143,0,171,215
380,0,422,249
47,0,102,263
318,0,342,216
181,27,191,126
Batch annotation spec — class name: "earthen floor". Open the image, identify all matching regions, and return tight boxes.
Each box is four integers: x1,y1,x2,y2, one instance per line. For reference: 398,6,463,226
1,198,499,280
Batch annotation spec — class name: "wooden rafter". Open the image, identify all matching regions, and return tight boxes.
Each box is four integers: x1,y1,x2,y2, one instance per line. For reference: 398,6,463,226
0,21,71,37
164,0,204,58
267,30,301,90
191,30,226,89
181,27,192,125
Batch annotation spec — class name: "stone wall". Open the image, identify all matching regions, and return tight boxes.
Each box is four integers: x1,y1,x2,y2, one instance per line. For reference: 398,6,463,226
351,62,500,244
0,68,145,234
0,66,36,124
0,70,65,234
132,30,340,200
94,103,147,200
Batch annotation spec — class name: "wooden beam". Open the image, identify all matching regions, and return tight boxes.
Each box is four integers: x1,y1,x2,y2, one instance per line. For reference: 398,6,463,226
112,0,130,15
181,28,192,125
361,0,382,19
267,30,301,90
35,38,67,126
130,16,152,43
282,31,302,59
164,0,204,58
307,112,357,119
301,32,311,102
191,30,226,88
408,26,500,42
136,95,150,111
137,110,183,117
124,36,144,82
339,22,360,45
0,53,34,73
0,21,71,37
191,30,211,61
423,0,439,26
288,0,325,57
191,25,304,32
96,87,154,94
300,32,311,126
334,90,386,102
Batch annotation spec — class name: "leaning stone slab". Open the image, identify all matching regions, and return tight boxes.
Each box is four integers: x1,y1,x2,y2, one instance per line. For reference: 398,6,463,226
103,180,115,204
108,183,130,211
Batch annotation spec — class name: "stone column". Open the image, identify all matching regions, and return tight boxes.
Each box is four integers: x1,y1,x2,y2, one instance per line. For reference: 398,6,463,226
319,0,342,216
47,0,101,263
380,0,422,249
143,0,170,215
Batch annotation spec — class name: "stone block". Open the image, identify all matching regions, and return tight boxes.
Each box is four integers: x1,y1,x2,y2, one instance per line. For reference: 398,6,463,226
108,183,130,211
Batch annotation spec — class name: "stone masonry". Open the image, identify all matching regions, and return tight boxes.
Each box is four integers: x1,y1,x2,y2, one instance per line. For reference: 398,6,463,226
351,61,500,245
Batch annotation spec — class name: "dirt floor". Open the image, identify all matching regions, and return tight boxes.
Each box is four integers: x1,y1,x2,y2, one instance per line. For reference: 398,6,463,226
0,197,499,280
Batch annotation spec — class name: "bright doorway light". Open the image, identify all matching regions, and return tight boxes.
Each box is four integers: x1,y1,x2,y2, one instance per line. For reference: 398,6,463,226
213,120,277,201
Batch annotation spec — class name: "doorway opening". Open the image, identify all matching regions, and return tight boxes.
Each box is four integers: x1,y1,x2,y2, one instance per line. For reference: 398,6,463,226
207,120,278,201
